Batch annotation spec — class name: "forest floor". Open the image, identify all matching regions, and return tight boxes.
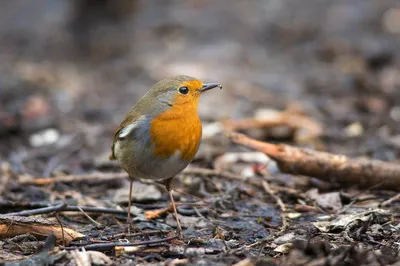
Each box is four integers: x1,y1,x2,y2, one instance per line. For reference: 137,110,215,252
0,1,399,265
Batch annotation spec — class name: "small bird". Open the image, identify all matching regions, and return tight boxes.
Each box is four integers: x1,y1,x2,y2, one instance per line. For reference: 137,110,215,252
110,75,221,237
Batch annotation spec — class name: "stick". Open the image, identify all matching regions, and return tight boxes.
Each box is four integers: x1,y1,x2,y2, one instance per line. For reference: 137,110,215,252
76,206,102,227
0,200,53,209
5,203,67,216
54,212,66,247
0,200,165,211
17,168,299,196
18,168,246,186
261,181,288,232
63,235,179,251
18,172,129,185
17,167,302,198
0,163,14,197
0,215,83,244
224,118,292,131
109,229,169,240
183,168,301,197
5,205,131,217
223,111,323,142
261,181,286,213
0,163,15,198
380,193,400,207
229,132,400,190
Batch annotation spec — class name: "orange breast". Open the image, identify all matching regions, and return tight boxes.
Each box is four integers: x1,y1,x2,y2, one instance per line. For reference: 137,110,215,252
150,104,202,161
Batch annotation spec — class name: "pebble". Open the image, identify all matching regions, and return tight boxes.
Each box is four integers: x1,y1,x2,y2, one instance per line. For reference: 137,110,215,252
29,128,60,147
382,8,400,34
273,232,296,244
344,122,363,137
390,106,400,121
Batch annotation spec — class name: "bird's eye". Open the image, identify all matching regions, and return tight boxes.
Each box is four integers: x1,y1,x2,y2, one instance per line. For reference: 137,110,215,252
178,86,189,95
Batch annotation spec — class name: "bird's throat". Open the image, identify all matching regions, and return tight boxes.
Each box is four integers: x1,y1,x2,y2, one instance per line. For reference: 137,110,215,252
150,103,202,161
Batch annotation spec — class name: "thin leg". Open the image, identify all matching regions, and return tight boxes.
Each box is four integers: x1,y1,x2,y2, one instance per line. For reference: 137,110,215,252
127,178,133,234
165,178,183,238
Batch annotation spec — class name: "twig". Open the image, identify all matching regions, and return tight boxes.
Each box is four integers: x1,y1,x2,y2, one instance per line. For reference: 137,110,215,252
184,167,244,180
223,110,323,143
366,239,389,247
0,199,165,211
184,167,302,198
17,167,301,198
76,206,102,227
0,163,14,197
339,195,379,214
16,167,247,186
227,179,296,254
177,207,209,216
261,181,286,212
109,230,170,240
0,215,83,244
229,132,400,191
0,200,54,209
261,180,288,232
18,168,243,186
193,207,207,219
64,235,179,251
18,172,129,186
5,203,67,216
54,212,66,247
224,118,291,131
228,235,275,254
294,204,324,213
145,204,173,220
167,258,189,266
5,205,130,217
380,193,400,207
257,243,266,260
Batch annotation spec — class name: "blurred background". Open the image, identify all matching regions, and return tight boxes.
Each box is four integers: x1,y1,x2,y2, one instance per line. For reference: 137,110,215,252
0,0,400,176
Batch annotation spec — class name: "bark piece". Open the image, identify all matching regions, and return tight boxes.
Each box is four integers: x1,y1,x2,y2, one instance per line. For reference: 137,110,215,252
229,132,400,191
0,215,84,244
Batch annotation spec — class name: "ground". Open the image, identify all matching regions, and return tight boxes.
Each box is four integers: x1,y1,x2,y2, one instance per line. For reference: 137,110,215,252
0,1,399,265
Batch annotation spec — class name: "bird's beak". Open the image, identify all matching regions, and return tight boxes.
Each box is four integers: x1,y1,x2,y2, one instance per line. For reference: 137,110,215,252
199,83,222,93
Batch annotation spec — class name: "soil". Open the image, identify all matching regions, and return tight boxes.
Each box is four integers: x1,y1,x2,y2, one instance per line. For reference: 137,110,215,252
0,1,399,265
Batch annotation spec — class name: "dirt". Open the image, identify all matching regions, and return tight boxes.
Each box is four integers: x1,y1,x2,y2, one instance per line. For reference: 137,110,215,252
0,1,399,265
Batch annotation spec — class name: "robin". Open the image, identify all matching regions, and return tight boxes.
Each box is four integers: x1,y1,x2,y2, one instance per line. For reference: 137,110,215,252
110,75,222,237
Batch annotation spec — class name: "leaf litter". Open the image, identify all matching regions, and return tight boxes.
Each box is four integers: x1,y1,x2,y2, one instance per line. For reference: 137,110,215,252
0,1,400,265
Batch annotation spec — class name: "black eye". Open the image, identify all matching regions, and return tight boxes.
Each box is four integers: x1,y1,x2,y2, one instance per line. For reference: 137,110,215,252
178,86,189,94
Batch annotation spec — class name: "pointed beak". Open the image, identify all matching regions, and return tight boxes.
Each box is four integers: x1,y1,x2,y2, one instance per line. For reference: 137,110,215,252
199,83,222,93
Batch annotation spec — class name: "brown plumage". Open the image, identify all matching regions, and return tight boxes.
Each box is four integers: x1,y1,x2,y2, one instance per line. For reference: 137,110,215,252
110,75,222,237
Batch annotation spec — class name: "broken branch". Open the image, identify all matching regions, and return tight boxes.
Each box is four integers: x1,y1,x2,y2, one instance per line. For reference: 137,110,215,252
64,235,179,251
18,172,128,186
0,215,83,244
6,204,131,217
229,132,400,191
223,109,323,143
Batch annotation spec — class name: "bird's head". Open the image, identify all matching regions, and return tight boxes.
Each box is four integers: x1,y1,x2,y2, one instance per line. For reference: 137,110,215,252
150,75,221,109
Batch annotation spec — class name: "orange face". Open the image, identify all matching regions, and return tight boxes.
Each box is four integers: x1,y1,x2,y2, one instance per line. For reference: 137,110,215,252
171,80,203,108
171,79,222,109
150,79,221,161
150,80,203,161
